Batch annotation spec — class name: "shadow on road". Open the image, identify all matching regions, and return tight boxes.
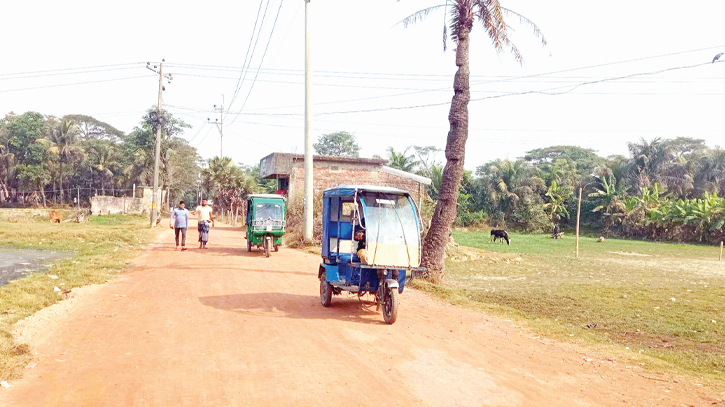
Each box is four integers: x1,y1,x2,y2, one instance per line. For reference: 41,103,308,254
198,292,386,325
161,262,313,277
166,245,287,258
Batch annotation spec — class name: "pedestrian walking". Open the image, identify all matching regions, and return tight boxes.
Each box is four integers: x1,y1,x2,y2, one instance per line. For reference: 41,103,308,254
192,198,215,249
169,201,190,251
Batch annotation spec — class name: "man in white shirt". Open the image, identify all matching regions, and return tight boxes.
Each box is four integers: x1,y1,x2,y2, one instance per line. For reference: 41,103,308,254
192,198,215,249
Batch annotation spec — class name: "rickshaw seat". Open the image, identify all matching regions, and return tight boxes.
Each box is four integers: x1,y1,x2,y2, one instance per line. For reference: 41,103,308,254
337,252,360,264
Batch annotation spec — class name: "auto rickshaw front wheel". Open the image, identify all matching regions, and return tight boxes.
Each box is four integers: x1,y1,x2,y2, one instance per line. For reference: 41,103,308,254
383,287,399,324
320,271,332,307
263,238,270,257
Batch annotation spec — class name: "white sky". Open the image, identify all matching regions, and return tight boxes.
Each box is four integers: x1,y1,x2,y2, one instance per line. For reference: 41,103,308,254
2,0,724,171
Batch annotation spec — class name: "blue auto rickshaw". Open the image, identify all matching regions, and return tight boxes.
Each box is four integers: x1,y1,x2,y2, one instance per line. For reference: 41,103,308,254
318,185,424,324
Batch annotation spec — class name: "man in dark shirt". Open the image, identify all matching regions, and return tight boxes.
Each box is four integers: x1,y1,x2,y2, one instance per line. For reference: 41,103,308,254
354,225,367,263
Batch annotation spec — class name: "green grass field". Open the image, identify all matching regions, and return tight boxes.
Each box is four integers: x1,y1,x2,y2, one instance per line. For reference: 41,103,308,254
441,231,725,378
0,214,153,381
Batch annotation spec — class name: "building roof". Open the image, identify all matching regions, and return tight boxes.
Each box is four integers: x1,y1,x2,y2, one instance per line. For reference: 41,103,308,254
259,152,432,186
380,166,432,185
323,185,410,197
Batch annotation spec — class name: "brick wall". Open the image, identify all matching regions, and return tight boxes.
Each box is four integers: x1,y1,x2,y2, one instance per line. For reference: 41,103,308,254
289,163,425,204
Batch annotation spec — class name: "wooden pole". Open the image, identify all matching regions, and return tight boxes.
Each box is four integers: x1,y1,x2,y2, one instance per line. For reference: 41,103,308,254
576,187,583,258
720,241,723,261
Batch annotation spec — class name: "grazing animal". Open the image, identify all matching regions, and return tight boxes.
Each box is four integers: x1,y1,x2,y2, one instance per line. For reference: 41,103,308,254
597,236,605,243
490,229,510,245
49,210,63,223
552,225,564,239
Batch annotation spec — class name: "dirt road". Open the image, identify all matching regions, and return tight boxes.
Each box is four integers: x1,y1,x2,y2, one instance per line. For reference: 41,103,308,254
2,221,722,406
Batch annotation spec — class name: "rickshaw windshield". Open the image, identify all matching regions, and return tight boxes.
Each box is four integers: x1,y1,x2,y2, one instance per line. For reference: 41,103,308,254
360,192,420,268
255,203,284,220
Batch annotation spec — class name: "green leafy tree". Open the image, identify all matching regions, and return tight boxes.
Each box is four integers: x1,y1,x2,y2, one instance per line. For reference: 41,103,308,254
62,114,124,142
399,0,546,279
313,131,360,157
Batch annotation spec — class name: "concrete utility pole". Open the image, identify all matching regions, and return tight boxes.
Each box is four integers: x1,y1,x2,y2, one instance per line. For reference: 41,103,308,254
303,0,314,241
146,60,173,227
208,95,224,158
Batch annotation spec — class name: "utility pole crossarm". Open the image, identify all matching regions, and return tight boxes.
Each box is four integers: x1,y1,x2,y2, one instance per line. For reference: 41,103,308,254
208,95,224,158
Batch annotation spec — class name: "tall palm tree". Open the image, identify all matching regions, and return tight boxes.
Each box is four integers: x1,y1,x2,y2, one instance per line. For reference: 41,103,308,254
87,141,120,195
477,159,544,222
692,147,725,196
543,180,572,225
386,146,419,172
626,137,693,196
204,156,239,196
399,0,546,279
588,175,626,232
39,119,81,203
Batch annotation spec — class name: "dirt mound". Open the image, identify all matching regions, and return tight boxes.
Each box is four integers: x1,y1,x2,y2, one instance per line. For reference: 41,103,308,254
445,244,521,264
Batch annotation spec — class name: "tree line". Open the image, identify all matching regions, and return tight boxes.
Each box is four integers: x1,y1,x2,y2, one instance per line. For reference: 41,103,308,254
389,138,725,244
0,109,271,210
308,132,725,244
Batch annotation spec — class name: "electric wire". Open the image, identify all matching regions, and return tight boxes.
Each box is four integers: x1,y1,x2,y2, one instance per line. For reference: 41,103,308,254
227,0,285,127
226,0,268,112
224,0,271,111
0,62,146,78
0,75,154,93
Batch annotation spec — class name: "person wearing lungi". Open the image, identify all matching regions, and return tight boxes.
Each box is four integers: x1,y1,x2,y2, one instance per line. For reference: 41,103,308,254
192,198,215,249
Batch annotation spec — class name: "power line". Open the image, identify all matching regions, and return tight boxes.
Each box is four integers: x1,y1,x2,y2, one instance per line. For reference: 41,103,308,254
0,75,153,93
164,45,725,80
269,0,302,65
226,0,268,112
0,62,146,78
310,59,725,116
0,65,144,81
227,0,285,127
194,125,215,148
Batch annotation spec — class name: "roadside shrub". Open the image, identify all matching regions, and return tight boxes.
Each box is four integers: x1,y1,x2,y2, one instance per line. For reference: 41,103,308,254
284,191,323,246
455,210,488,228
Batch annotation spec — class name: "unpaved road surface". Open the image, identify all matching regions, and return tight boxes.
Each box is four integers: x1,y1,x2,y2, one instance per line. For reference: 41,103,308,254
2,221,723,406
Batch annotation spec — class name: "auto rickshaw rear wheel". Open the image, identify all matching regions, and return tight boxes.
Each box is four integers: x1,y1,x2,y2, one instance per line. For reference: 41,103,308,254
247,239,252,252
274,245,279,252
383,287,399,324
320,271,332,307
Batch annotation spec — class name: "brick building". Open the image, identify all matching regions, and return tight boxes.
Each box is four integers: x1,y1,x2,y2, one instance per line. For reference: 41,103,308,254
259,153,431,205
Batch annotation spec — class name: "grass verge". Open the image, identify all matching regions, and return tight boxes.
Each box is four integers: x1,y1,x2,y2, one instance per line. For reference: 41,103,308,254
436,231,725,382
0,214,153,381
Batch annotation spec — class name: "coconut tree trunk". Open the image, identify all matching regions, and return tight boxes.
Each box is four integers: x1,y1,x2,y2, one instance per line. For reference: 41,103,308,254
420,26,471,281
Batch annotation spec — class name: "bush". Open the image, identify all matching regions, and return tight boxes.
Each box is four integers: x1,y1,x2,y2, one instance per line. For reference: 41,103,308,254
455,210,488,228
284,191,323,247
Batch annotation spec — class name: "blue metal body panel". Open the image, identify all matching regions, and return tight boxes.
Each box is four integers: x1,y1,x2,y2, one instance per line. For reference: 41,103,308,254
323,263,339,282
